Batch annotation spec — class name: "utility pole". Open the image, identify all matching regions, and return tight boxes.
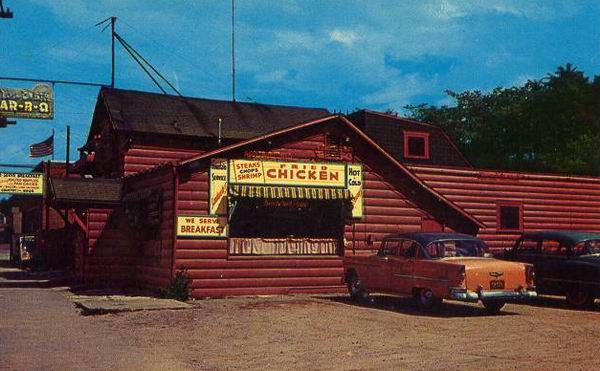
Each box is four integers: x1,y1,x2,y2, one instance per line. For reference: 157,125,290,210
65,125,70,177
231,0,236,102
111,16,116,88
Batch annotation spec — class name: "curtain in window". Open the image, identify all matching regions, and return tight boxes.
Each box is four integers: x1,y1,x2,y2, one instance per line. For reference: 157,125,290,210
229,237,338,255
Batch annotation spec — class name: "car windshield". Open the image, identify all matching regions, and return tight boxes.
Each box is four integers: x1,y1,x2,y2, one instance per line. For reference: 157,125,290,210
424,239,486,259
574,239,600,256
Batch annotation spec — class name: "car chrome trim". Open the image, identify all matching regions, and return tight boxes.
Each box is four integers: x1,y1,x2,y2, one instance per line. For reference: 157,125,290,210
449,289,537,303
392,273,450,282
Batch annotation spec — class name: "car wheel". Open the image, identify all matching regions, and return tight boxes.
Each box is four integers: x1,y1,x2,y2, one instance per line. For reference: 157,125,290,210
482,300,506,314
566,289,595,308
417,288,441,309
348,273,369,302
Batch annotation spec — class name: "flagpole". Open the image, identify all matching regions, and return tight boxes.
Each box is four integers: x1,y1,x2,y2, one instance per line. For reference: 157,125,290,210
51,128,55,161
65,125,70,177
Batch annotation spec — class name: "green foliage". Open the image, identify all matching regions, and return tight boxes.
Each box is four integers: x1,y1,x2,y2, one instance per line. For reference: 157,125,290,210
405,64,600,175
163,269,191,301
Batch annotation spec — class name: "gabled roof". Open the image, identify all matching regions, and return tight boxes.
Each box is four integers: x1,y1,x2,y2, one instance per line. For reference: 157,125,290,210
179,115,484,231
347,109,472,168
93,87,330,140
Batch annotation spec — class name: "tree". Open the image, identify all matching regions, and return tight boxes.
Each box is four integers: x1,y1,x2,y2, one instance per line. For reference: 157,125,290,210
405,64,600,175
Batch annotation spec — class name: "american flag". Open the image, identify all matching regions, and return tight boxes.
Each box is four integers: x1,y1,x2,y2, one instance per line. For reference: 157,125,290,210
29,133,54,158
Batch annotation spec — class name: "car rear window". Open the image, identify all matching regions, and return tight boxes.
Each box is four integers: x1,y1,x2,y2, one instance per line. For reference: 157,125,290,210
424,239,486,259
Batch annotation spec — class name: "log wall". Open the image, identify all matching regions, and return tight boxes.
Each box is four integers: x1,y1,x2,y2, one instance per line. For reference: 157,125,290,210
122,145,203,176
176,132,440,298
409,165,600,251
81,167,176,289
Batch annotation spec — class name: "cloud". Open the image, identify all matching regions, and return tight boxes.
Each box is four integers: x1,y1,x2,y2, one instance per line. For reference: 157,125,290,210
362,73,438,110
255,69,292,84
425,0,572,21
329,29,358,46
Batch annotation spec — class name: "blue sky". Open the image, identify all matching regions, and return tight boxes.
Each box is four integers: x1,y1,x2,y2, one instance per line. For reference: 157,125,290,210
1,0,600,170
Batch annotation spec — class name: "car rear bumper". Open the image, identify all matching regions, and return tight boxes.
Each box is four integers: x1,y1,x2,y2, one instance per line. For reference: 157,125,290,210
449,288,537,302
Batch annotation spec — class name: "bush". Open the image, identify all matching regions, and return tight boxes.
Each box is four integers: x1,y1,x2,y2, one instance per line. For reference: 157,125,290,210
163,269,191,301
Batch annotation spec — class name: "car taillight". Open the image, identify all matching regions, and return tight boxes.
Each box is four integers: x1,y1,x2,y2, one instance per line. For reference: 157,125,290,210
525,265,535,285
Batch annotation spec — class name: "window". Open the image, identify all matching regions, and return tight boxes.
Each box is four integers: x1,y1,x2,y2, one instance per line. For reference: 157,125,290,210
399,240,419,258
573,240,600,256
497,202,523,231
379,239,401,256
403,131,430,159
515,239,538,255
541,240,566,256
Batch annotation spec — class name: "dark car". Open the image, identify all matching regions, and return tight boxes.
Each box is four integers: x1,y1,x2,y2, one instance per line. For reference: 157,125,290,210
504,230,600,308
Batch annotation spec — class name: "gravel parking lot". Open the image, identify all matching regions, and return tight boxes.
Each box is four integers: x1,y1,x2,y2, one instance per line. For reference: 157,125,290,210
1,278,600,371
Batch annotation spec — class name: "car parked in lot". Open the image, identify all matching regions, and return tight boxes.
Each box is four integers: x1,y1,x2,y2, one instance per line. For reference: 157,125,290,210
343,232,536,313
504,230,600,308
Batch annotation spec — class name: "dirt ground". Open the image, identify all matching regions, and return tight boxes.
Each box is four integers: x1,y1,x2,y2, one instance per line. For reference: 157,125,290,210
1,242,599,371
2,281,600,371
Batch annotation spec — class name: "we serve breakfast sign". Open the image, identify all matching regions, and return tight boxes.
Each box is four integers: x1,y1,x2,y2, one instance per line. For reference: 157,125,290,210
229,159,346,187
177,215,228,238
0,172,44,195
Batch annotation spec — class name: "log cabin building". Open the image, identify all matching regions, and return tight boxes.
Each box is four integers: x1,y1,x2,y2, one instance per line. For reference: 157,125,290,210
32,87,600,297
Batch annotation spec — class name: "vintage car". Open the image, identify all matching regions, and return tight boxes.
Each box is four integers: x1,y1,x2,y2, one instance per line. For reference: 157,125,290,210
343,232,536,313
504,230,600,308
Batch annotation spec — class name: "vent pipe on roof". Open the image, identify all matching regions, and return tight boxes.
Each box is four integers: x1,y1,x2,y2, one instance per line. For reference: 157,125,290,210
218,118,222,146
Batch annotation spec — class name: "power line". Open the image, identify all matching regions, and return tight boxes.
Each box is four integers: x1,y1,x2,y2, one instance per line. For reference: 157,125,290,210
0,164,36,169
0,76,105,87
118,19,225,84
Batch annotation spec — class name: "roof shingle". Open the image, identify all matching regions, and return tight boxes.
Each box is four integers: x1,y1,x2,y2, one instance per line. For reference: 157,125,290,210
101,87,331,139
49,178,122,205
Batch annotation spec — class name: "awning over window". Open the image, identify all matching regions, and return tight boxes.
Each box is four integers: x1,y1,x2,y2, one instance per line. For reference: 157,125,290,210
229,184,351,200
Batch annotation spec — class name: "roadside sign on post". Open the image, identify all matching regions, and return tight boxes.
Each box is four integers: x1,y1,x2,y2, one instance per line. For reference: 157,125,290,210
0,84,54,120
0,172,44,195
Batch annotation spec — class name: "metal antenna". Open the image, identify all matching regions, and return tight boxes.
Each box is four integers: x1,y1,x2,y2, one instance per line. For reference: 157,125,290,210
96,16,117,88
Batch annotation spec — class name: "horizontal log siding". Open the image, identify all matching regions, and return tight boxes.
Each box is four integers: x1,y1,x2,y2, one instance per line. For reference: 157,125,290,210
123,145,203,176
82,168,175,289
84,208,136,286
409,165,600,251
177,132,434,298
128,168,175,291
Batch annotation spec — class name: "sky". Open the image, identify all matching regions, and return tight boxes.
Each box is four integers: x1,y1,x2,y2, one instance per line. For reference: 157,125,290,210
1,0,600,171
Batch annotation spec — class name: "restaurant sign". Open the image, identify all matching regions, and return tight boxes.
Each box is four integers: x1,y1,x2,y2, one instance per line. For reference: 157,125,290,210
209,159,228,215
347,164,363,218
177,215,228,238
229,159,346,187
0,84,54,120
0,172,44,195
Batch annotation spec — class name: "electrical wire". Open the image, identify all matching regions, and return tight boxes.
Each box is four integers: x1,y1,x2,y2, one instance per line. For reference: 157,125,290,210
119,19,225,84
114,32,182,96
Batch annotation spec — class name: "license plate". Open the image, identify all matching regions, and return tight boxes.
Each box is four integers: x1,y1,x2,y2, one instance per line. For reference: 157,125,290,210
490,280,505,289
